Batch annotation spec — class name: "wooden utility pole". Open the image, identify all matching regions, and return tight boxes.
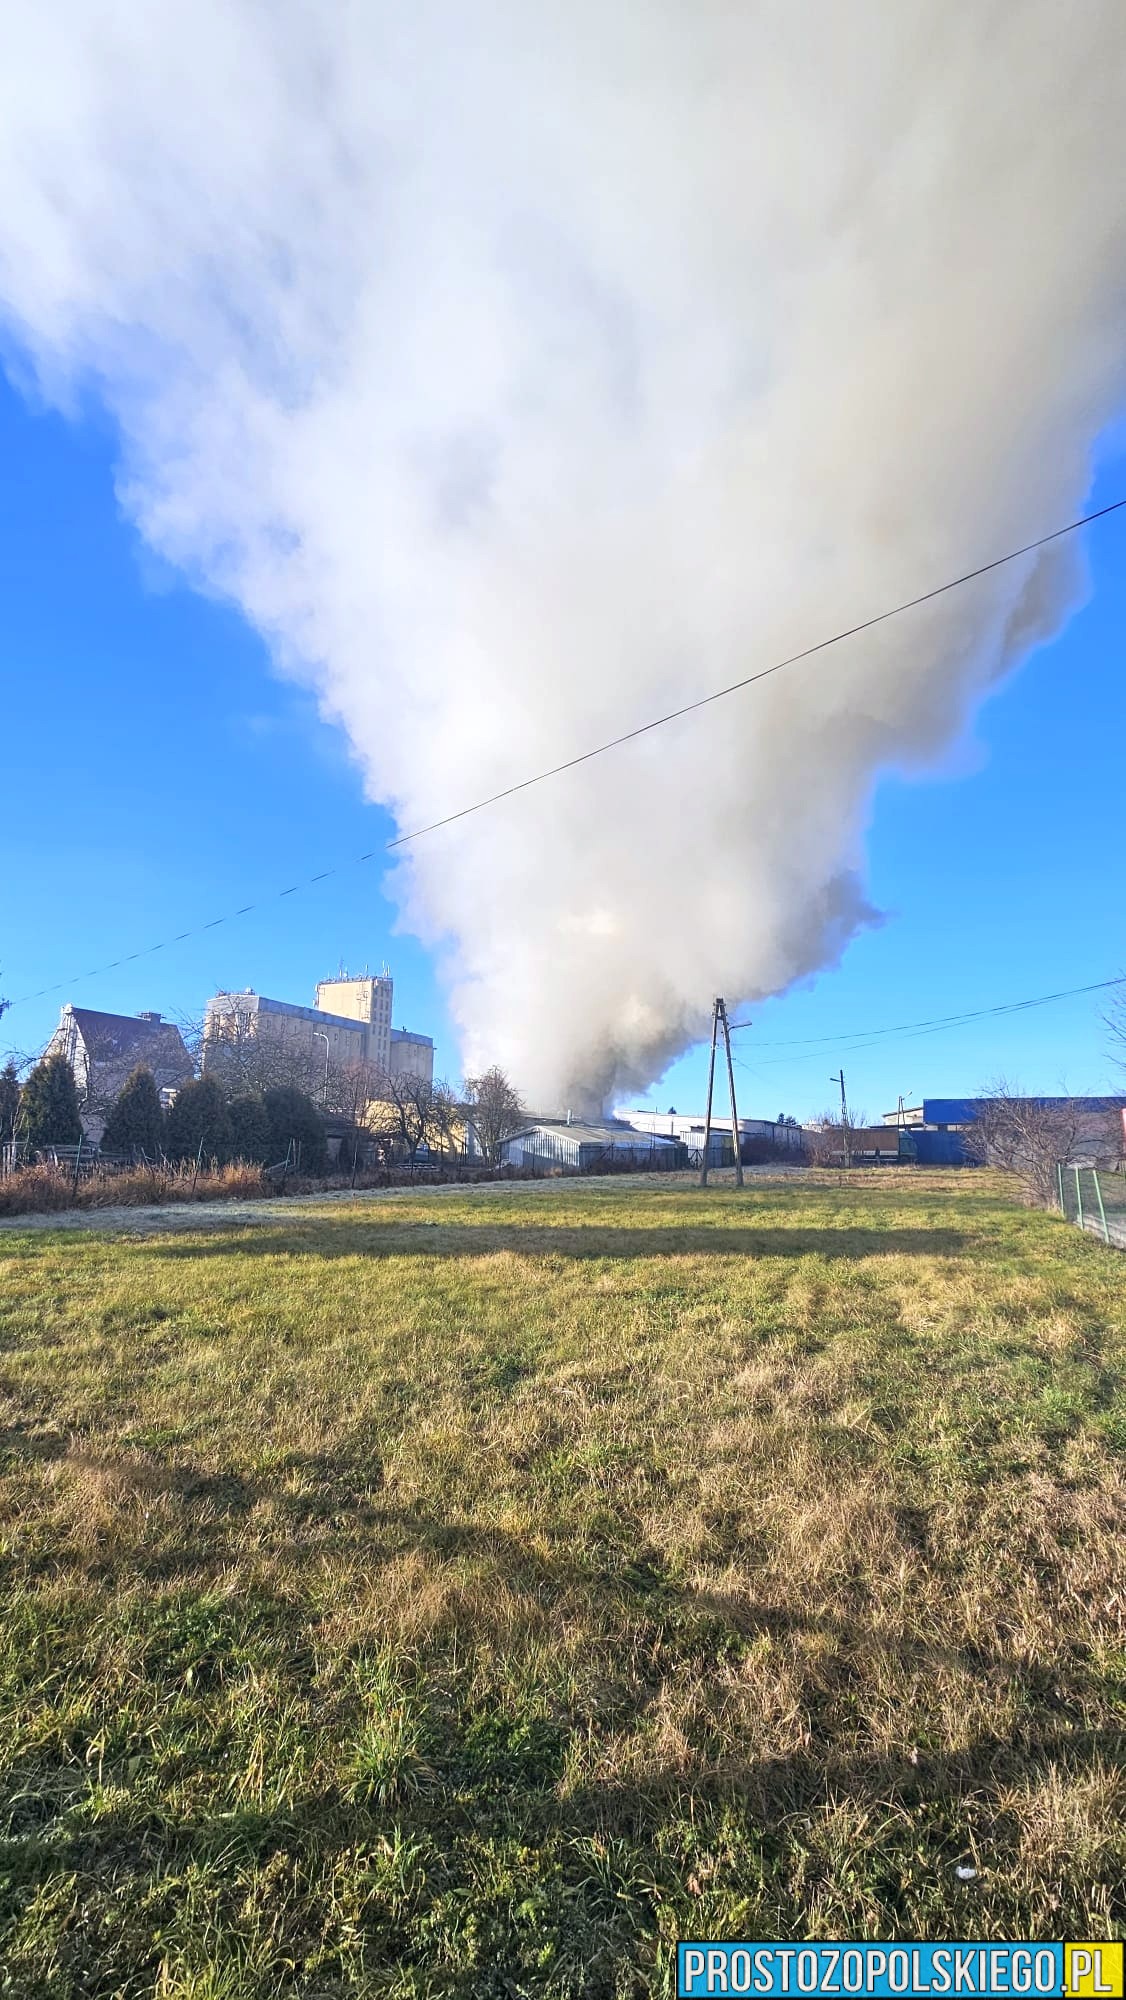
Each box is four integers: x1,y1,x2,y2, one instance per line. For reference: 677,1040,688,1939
719,998,745,1188
699,1000,721,1186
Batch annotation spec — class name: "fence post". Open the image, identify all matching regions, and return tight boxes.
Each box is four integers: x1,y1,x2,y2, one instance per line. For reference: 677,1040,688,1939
72,1131,84,1193
1074,1166,1084,1232
1057,1161,1065,1212
1092,1169,1110,1245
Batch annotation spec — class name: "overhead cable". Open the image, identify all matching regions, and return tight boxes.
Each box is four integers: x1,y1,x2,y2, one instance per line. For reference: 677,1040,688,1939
7,494,1125,1010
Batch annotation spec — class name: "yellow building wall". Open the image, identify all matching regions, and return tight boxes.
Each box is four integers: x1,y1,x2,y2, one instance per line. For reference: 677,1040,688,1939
314,977,387,1024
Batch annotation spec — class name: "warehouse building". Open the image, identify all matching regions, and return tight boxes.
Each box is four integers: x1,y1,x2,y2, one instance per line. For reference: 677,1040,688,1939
622,1109,806,1163
883,1096,1126,1165
498,1117,681,1173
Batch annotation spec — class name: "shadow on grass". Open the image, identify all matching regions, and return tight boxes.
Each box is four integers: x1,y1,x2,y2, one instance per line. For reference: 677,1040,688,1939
11,1712,1124,1861
0,1431,921,1626
5,1500,1122,1937
144,1222,969,1262
4,1438,1113,1721
4,1427,1123,1974
0,1421,71,1466
560,1720,1126,1856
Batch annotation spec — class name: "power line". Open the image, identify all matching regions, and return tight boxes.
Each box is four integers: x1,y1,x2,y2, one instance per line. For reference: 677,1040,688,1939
727,970,1126,1069
6,492,1125,1012
385,494,1126,846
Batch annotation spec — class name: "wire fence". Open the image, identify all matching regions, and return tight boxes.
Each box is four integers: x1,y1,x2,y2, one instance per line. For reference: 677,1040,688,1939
1057,1162,1126,1249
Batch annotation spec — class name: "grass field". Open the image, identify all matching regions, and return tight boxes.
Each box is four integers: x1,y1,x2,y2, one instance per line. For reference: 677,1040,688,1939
1,1171,1123,1997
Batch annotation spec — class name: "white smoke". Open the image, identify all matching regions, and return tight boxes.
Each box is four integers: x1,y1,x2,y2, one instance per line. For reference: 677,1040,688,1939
1,3,1123,1107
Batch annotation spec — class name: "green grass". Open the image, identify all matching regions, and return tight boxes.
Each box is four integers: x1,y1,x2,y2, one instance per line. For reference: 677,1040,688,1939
0,1170,1123,1996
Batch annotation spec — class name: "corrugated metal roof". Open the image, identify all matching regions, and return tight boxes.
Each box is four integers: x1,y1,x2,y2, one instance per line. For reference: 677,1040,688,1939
512,1120,679,1149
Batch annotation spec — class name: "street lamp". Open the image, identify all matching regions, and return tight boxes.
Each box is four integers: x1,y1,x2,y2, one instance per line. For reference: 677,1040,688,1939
313,1030,330,1109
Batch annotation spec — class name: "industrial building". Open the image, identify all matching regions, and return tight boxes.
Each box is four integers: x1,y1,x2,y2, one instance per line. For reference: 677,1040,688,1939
386,1029,436,1081
882,1096,1126,1166
622,1109,806,1162
314,972,395,1074
498,1117,681,1172
203,970,433,1091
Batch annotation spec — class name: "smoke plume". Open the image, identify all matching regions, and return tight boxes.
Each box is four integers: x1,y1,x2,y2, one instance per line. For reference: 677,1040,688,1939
1,3,1124,1107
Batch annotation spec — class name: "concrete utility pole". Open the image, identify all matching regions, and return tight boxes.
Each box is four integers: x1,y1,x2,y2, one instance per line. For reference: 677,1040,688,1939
830,1069,851,1168
719,998,745,1189
700,997,745,1189
699,1000,721,1187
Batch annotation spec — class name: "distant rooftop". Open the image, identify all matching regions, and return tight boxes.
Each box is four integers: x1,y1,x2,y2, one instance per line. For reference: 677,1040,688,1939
60,1006,192,1073
208,991,368,1034
516,1115,678,1146
883,1095,1126,1127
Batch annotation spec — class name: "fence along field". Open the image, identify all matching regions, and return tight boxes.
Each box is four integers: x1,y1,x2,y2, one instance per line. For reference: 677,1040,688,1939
0,1169,1123,1993
1059,1162,1126,1249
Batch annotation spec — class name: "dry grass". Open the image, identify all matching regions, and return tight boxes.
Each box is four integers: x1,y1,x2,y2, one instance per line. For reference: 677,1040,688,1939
0,1170,1123,1996
0,1159,271,1215
0,1159,548,1220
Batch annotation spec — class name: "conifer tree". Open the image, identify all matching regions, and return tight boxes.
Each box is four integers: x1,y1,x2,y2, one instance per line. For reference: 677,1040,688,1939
101,1065,165,1156
264,1086,327,1172
227,1093,272,1164
20,1052,83,1146
165,1076,233,1163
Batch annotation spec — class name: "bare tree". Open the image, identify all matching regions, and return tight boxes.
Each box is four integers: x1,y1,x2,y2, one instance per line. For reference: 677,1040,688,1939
462,1066,526,1165
201,1001,323,1100
804,1116,841,1168
962,1080,1119,1207
426,1079,464,1163
367,1068,452,1163
196,1015,461,1171
0,1041,40,1083
319,1056,381,1125
171,1008,207,1077
805,1106,869,1168
1106,982,1126,1081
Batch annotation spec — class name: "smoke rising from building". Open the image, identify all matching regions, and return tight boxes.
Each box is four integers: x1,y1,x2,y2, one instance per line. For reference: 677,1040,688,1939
1,4,1124,1107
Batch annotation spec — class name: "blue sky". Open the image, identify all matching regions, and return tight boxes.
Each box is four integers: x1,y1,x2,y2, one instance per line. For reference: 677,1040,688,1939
2,368,1124,1120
